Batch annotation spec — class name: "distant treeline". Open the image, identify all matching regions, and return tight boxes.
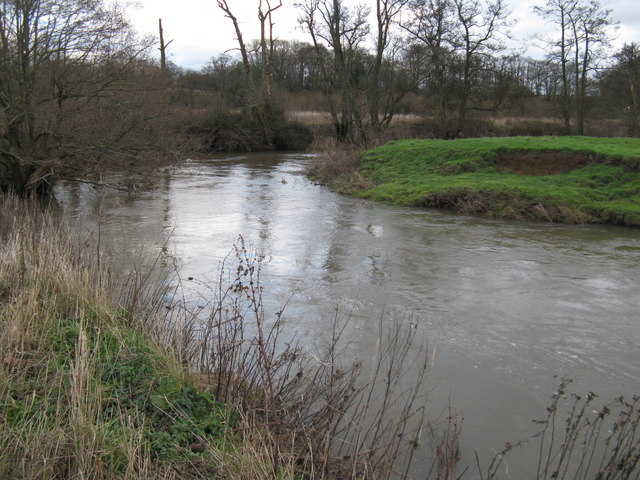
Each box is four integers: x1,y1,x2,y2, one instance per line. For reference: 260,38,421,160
172,38,640,138
171,0,638,144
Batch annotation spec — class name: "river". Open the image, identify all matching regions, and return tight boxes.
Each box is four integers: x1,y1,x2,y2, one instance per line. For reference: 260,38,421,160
53,152,640,477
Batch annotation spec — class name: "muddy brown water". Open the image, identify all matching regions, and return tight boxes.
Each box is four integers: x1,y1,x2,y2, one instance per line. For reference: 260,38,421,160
54,152,640,477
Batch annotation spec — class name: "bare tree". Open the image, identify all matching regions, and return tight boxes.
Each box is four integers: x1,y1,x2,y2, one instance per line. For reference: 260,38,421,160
402,0,510,135
535,0,576,134
297,0,370,143
203,53,239,99
368,0,409,132
216,0,283,145
258,0,283,101
0,0,150,193
599,43,640,136
297,0,411,144
216,0,282,102
402,0,458,131
569,0,616,134
158,18,174,72
216,0,253,89
534,0,615,134
453,0,510,128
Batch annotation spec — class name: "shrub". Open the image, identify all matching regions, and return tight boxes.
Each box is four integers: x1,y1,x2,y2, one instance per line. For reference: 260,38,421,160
182,104,314,153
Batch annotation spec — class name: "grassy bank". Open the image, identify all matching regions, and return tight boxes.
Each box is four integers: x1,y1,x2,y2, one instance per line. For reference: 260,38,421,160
0,196,452,479
0,198,242,478
325,136,640,227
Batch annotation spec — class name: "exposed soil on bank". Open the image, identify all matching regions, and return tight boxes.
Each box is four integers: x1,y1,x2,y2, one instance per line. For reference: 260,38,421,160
495,150,596,175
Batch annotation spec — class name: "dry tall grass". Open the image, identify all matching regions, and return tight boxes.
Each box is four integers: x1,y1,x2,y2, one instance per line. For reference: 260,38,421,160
306,137,375,192
1,198,119,477
0,197,457,479
0,197,221,479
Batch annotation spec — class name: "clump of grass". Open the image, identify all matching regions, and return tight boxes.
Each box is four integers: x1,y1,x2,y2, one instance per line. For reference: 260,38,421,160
0,196,237,479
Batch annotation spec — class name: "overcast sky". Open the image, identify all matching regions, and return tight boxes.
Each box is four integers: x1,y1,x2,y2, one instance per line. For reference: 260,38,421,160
126,0,640,70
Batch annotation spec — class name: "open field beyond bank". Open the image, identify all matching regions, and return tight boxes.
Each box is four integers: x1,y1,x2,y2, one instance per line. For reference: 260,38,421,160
338,136,640,227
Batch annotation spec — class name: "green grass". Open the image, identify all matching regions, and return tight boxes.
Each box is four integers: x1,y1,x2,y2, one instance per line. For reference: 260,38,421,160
0,198,238,479
345,136,640,226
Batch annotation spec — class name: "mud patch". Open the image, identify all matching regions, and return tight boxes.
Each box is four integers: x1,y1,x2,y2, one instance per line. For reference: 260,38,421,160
496,150,596,176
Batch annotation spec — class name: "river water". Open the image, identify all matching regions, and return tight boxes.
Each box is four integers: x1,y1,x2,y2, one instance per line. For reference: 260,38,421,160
54,152,640,477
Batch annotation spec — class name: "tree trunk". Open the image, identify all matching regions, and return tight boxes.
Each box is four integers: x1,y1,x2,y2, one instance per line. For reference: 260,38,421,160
0,157,43,195
158,19,168,71
628,80,639,136
576,28,590,135
560,50,572,133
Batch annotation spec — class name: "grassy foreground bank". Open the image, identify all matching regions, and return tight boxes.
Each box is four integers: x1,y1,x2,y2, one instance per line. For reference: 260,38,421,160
0,198,242,478
0,196,448,479
328,136,640,226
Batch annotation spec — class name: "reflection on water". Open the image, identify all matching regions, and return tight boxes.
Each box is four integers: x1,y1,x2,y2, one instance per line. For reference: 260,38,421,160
54,152,640,476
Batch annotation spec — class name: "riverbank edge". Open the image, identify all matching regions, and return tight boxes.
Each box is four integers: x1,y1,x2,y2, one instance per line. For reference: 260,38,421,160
0,195,447,479
0,196,247,477
310,136,640,228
